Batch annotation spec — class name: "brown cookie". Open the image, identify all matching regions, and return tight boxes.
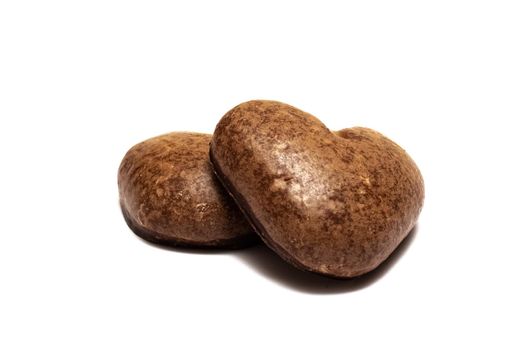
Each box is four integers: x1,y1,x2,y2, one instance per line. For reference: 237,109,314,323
210,101,424,278
118,132,256,248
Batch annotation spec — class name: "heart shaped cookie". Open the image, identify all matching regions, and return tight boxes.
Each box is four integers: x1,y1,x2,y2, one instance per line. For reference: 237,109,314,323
119,132,255,248
210,101,424,278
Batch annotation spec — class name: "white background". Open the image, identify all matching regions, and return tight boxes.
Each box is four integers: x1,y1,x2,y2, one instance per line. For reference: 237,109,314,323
1,1,524,349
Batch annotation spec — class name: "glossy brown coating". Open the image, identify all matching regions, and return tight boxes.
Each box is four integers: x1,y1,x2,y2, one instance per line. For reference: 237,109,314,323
118,132,255,248
210,101,424,278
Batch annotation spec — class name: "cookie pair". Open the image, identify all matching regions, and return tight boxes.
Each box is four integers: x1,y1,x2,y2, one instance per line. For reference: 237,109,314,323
118,100,424,278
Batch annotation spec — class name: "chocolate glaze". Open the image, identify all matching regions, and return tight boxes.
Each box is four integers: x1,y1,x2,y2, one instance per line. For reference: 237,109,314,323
210,101,424,278
118,132,256,248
